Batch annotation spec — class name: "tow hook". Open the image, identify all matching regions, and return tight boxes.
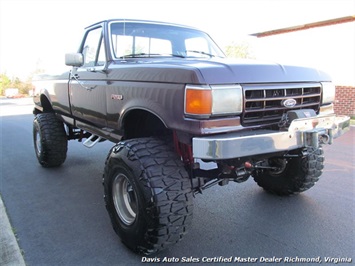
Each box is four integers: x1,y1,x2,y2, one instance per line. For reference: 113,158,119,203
319,134,330,145
303,128,333,148
221,164,251,183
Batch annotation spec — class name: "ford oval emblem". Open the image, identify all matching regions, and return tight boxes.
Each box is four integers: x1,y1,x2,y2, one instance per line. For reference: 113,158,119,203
282,98,297,108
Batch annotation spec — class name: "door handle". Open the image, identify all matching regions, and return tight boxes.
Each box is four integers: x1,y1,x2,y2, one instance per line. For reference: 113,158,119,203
71,74,94,91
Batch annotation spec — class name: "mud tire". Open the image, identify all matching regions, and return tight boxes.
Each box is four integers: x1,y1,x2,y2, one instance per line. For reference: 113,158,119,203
253,147,325,195
33,113,68,167
103,137,193,255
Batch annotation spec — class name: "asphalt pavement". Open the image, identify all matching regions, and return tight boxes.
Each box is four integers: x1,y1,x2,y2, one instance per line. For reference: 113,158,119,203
0,98,354,265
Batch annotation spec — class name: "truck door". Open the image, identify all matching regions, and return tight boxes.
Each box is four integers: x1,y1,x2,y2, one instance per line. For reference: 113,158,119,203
69,26,107,128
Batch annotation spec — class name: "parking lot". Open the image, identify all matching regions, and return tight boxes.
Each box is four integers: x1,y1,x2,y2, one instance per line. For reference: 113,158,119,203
1,98,354,265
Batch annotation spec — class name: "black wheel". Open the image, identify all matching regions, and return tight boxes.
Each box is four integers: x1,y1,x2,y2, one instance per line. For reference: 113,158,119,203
103,137,193,255
253,147,325,195
33,113,68,167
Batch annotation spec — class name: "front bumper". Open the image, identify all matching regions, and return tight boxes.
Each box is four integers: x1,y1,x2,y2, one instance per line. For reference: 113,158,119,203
192,114,350,160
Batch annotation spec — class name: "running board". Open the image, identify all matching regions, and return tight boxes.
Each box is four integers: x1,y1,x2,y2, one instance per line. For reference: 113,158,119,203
83,135,102,148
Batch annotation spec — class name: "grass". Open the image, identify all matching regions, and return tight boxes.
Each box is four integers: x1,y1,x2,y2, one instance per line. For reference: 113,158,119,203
349,115,355,126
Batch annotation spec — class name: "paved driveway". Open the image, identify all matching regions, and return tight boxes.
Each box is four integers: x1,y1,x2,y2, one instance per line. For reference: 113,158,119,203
1,98,354,265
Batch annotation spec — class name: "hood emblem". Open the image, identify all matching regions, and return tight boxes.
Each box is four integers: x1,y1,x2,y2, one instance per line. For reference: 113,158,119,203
282,98,297,108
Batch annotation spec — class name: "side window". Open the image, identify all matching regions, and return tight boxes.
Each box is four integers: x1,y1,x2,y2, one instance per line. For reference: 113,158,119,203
82,27,105,67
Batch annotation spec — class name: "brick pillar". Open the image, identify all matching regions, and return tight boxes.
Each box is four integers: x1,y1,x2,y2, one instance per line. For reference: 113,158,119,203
334,86,355,116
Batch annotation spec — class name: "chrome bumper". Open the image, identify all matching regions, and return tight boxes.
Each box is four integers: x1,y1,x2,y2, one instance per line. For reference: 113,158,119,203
192,115,350,160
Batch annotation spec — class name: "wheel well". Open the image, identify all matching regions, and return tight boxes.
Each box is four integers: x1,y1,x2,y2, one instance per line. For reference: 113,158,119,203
40,95,54,113
123,110,170,139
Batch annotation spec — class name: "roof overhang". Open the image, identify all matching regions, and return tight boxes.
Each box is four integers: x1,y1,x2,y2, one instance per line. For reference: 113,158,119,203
251,15,355,38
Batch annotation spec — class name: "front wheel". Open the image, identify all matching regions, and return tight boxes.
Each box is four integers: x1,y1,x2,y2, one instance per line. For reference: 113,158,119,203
103,137,193,255
253,147,325,196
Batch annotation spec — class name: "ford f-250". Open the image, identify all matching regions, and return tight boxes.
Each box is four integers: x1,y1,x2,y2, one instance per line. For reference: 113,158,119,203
32,19,350,255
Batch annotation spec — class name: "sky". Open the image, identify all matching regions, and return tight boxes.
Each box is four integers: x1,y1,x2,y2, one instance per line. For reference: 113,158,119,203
0,0,354,84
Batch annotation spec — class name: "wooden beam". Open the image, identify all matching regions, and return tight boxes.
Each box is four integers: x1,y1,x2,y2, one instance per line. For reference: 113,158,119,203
251,16,355,38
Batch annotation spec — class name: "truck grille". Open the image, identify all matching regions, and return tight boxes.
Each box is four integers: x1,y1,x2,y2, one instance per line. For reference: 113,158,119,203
242,83,321,126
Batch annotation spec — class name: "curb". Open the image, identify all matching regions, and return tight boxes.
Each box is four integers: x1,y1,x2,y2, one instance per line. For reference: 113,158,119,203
0,195,26,266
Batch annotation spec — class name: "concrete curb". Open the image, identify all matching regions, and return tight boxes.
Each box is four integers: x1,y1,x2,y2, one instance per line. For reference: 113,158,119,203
0,195,26,266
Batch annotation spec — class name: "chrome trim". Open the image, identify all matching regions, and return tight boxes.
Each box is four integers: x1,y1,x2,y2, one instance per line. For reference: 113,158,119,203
242,82,321,126
319,103,335,115
211,84,243,114
184,84,243,117
107,20,224,61
321,82,336,104
184,85,211,118
192,114,350,160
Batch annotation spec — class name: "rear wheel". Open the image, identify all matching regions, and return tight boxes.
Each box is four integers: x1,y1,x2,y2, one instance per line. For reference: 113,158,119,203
33,113,68,167
253,147,325,195
103,137,193,255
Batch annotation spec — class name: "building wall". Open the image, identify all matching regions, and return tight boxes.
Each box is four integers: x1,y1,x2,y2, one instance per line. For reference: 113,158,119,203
334,86,355,116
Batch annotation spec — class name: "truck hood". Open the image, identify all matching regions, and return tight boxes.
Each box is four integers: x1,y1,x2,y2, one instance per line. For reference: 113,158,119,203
110,58,331,84
184,58,331,84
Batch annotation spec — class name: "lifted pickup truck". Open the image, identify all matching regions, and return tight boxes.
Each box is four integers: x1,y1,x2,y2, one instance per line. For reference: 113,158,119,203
33,19,350,255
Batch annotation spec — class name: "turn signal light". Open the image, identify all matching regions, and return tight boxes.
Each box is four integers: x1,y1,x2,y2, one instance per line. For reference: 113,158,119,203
185,88,212,115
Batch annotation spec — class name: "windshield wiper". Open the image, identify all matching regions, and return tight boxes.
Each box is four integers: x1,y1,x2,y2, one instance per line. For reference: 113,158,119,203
120,53,156,58
185,50,216,58
120,53,185,58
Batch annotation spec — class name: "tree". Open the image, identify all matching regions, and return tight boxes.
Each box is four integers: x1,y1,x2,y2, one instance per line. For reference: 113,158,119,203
0,73,33,96
0,73,11,96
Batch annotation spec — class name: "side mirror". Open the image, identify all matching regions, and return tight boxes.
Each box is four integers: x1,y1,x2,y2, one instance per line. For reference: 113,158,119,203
65,53,84,67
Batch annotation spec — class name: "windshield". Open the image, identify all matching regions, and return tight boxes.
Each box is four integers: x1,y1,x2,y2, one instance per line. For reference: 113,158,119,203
109,21,225,59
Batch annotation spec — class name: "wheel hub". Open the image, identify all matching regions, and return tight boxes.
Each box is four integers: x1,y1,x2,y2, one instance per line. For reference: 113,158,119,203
35,131,42,154
112,173,138,225
268,158,287,175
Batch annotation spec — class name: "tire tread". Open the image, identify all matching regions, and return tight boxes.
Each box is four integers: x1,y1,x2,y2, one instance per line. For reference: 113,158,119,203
33,113,67,167
253,147,324,196
103,137,193,255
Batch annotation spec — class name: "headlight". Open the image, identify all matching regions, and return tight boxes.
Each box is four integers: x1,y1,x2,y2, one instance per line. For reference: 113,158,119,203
185,84,243,117
321,82,336,104
211,85,243,114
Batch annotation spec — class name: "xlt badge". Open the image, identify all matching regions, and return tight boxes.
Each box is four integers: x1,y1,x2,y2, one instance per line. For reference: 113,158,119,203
111,94,123,100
